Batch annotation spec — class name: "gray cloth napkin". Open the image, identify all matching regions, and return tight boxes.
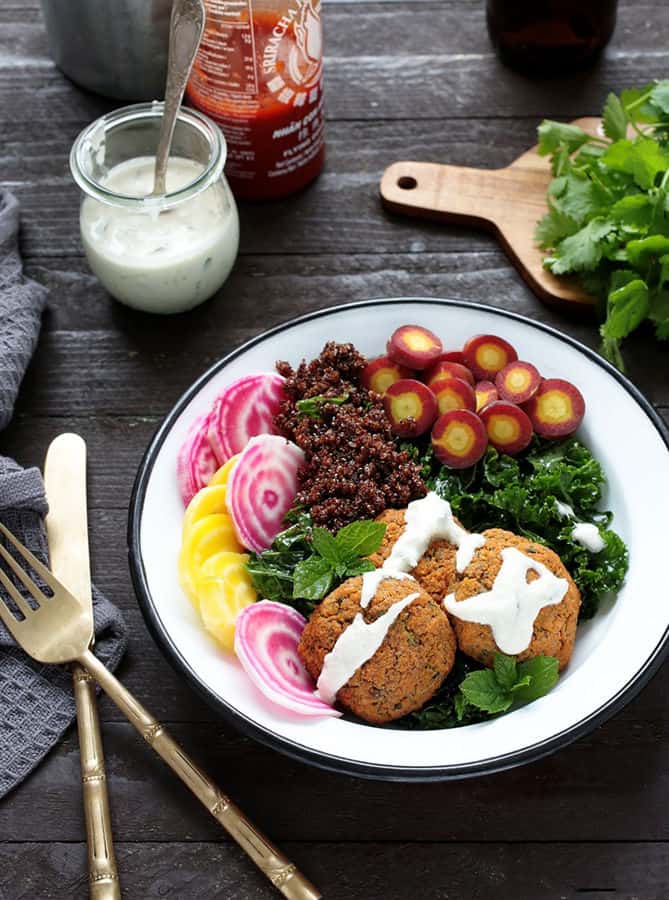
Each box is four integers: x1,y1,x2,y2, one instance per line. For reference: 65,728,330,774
0,190,128,799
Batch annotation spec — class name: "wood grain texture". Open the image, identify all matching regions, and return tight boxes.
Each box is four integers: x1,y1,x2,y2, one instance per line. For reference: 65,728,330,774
2,0,669,897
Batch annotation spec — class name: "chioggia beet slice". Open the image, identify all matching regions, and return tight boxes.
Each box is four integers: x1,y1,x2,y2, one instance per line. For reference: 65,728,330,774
480,400,533,455
226,434,305,553
475,381,498,412
383,378,438,437
386,324,443,370
463,334,518,380
177,412,221,505
431,409,488,469
361,355,413,395
424,359,475,388
495,361,542,404
523,378,585,438
430,376,476,414
208,372,286,463
235,601,342,717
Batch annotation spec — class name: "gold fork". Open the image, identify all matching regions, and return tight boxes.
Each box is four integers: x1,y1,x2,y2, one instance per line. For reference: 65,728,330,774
0,521,320,900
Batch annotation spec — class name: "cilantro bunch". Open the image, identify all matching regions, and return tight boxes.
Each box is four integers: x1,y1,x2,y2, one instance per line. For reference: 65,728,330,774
245,514,386,618
536,81,669,370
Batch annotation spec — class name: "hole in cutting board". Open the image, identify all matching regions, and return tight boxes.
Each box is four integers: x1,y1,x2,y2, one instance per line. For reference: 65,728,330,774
397,175,417,190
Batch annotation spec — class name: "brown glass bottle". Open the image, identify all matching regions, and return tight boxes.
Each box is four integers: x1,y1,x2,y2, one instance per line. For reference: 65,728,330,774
486,0,617,75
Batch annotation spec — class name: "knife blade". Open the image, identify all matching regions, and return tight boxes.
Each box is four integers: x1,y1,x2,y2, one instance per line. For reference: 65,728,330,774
44,433,121,900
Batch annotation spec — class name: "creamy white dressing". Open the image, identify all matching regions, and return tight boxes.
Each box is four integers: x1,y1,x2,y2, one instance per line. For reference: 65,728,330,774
316,591,421,704
360,569,412,608
554,500,604,553
384,492,485,575
80,156,239,313
443,547,569,655
571,522,605,553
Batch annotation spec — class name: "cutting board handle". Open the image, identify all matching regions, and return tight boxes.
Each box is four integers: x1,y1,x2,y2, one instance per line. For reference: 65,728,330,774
380,161,505,227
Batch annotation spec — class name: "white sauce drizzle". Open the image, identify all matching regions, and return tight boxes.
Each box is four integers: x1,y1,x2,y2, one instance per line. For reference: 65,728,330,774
360,569,412,608
385,492,485,575
443,547,569,655
316,591,421,704
554,500,604,553
571,522,605,553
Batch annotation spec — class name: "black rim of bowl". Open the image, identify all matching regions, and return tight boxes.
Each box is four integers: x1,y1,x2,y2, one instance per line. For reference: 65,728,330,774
127,297,669,782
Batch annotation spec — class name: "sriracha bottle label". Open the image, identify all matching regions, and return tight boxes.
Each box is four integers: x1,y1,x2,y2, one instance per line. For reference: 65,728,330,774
187,0,325,199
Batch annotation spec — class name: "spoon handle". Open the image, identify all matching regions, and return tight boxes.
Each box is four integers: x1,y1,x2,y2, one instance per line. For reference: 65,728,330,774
153,0,206,195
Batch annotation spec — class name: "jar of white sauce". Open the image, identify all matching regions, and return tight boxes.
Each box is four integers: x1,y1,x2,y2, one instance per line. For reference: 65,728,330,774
69,103,239,314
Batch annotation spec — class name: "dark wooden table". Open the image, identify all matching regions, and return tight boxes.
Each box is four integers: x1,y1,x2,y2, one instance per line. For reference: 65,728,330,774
2,1,669,897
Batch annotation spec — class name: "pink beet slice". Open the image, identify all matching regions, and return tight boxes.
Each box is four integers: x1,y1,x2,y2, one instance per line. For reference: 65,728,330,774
226,434,305,553
524,378,585,438
495,361,542,404
177,412,220,505
235,601,341,718
208,373,286,463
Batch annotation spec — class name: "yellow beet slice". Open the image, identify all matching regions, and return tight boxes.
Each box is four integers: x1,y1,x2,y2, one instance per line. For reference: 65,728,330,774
209,454,241,488
184,484,228,533
178,513,244,606
195,551,256,651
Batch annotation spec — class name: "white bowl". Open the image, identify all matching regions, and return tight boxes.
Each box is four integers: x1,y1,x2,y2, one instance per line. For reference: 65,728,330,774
128,299,669,780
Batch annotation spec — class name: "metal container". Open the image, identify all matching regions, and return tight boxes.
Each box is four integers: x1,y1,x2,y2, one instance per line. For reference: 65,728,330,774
40,0,172,101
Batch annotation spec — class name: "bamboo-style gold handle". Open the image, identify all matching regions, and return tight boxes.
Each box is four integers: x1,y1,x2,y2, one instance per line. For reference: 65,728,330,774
79,650,320,900
72,663,121,900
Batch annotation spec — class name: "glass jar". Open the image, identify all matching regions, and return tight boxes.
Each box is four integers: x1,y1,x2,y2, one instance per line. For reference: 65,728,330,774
486,0,617,75
70,103,240,314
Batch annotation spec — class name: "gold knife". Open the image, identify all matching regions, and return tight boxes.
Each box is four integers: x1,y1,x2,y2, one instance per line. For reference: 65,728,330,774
44,433,121,900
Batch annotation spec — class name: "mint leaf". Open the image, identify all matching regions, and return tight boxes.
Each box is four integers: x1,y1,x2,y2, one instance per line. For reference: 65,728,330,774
334,520,387,561
459,669,513,714
292,556,334,600
344,558,376,577
513,656,560,703
493,653,517,692
537,120,590,156
602,92,628,142
547,218,614,274
310,526,341,565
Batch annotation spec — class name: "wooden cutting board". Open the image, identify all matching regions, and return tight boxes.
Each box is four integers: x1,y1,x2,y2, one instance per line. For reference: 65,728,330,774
380,117,602,312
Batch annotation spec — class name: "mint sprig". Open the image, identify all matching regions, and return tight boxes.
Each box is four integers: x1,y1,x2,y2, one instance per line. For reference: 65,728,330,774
456,654,559,718
292,521,386,599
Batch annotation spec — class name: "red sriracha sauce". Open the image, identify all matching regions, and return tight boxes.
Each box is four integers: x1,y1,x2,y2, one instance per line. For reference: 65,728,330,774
187,0,325,200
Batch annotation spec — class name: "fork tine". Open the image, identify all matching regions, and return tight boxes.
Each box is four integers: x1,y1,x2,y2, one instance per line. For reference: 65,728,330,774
0,521,60,592
0,566,34,621
0,542,46,605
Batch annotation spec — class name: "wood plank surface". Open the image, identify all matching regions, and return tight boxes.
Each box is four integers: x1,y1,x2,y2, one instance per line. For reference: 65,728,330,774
1,0,669,897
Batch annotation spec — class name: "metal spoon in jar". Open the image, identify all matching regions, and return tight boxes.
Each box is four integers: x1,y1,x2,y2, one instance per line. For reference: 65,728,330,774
152,0,206,196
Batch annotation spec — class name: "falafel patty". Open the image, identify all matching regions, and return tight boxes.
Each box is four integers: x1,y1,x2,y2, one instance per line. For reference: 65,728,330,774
368,508,459,603
447,528,581,671
298,574,456,724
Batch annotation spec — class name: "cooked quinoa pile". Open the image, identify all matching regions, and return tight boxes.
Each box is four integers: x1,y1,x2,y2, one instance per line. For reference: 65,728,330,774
274,341,426,529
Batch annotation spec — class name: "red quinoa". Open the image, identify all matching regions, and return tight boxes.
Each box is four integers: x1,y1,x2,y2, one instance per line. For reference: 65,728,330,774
275,342,426,530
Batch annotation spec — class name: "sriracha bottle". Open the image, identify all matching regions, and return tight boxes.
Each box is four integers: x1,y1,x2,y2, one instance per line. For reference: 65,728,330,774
187,0,325,200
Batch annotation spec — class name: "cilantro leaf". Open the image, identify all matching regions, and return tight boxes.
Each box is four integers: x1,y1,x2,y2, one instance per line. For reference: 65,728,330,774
335,520,386,561
537,121,590,156
534,203,579,249
601,277,650,340
650,81,669,116
602,92,628,142
546,217,614,274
